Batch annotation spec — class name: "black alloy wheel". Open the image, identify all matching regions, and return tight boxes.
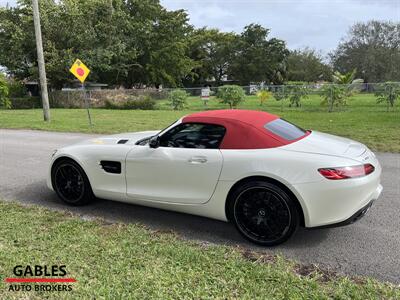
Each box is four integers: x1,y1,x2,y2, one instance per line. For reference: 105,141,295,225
52,159,94,206
229,181,299,246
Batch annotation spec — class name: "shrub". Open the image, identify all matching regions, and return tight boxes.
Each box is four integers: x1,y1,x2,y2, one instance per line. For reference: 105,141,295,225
287,84,309,107
216,85,245,108
10,97,41,109
168,89,188,110
272,86,286,102
124,96,156,110
320,85,346,112
375,82,400,111
320,82,361,112
103,99,120,109
272,84,309,108
256,89,272,106
104,95,156,110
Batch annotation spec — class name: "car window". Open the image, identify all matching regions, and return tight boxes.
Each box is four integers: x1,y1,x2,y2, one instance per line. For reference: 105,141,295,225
159,123,226,149
264,118,306,141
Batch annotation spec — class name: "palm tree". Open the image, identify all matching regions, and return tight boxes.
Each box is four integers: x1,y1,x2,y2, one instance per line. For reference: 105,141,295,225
321,69,363,112
332,69,364,84
332,69,363,85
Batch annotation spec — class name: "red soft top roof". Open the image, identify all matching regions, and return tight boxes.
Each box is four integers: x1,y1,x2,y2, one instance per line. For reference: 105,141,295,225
184,109,279,127
182,110,287,149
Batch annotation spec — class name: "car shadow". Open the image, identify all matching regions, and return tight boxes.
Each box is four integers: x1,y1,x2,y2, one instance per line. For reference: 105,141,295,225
11,180,330,251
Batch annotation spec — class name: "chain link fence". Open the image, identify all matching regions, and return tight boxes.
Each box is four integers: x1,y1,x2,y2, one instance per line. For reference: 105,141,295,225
40,82,400,112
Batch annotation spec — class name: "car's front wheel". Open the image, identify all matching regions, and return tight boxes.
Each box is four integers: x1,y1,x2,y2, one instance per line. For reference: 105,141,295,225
229,181,299,246
52,159,94,206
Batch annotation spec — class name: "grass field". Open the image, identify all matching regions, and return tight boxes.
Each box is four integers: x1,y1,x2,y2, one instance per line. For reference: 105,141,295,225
0,200,398,299
0,93,399,152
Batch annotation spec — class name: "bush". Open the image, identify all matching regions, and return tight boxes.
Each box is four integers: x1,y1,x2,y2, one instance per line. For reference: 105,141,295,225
10,97,41,109
375,82,400,111
8,80,27,98
104,95,156,110
216,85,245,108
272,86,286,102
168,89,188,110
124,96,156,110
320,85,346,112
256,89,272,106
272,84,309,108
287,84,309,107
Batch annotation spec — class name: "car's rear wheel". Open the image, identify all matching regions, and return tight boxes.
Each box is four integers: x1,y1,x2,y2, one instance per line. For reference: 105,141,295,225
52,159,94,206
229,181,299,246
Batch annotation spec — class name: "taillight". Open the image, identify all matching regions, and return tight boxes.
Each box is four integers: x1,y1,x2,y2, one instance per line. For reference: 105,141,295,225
318,164,375,180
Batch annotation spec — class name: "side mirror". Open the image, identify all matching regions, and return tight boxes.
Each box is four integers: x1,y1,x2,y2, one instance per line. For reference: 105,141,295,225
149,136,160,148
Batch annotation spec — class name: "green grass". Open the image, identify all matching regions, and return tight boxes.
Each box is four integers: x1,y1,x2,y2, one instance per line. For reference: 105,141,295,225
0,201,398,299
0,93,399,152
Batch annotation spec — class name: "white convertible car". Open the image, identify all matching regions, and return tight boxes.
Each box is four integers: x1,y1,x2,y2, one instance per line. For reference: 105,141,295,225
48,110,382,245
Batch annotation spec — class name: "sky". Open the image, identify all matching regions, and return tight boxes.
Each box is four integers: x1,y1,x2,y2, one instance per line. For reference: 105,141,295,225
1,0,399,54
160,0,399,54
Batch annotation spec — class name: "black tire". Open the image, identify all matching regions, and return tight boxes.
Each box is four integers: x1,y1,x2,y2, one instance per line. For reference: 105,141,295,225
228,181,299,246
51,158,95,206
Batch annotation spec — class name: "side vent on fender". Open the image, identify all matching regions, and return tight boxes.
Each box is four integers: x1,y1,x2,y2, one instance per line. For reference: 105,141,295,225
100,161,121,174
117,139,129,144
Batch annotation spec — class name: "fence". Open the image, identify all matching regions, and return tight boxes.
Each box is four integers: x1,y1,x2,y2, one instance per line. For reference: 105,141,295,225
11,82,400,111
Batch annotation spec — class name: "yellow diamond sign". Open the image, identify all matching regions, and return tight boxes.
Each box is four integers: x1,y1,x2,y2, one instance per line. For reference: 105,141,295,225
69,59,90,83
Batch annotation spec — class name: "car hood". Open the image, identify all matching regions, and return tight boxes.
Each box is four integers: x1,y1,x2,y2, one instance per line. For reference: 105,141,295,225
77,130,160,146
281,131,367,159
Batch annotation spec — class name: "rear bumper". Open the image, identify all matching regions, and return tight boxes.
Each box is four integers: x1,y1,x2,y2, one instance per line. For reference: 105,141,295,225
311,198,375,229
293,162,382,228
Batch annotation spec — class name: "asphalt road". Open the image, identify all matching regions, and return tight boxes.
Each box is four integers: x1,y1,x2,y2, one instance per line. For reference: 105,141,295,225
1,129,399,283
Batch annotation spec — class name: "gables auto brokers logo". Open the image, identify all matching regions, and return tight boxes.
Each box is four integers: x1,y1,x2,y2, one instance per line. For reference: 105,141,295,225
5,265,76,292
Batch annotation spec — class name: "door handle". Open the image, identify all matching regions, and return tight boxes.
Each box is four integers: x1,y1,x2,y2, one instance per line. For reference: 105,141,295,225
188,156,207,164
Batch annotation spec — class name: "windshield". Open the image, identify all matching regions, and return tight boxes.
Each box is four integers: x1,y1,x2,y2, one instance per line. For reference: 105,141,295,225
158,119,181,136
135,119,180,145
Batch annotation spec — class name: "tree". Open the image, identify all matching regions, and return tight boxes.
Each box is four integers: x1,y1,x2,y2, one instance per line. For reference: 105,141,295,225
186,28,237,86
320,69,363,112
330,21,400,82
0,73,11,109
229,24,289,85
0,0,196,88
216,85,245,108
332,69,363,85
135,8,196,87
0,2,36,82
287,48,332,82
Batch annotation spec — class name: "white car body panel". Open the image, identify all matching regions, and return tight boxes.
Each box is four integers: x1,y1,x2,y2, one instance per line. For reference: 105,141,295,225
126,146,223,204
48,128,382,228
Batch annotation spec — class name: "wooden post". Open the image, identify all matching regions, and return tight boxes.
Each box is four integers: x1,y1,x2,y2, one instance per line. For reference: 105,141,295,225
32,0,51,121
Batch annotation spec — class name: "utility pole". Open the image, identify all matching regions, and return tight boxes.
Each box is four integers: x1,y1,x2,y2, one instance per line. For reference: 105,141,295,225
32,0,50,121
